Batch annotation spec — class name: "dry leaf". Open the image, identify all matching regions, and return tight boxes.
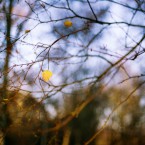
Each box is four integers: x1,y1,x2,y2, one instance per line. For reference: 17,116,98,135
42,70,53,82
64,20,72,28
25,30,31,33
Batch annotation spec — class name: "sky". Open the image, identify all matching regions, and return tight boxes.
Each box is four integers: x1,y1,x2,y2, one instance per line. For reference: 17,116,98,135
1,0,145,100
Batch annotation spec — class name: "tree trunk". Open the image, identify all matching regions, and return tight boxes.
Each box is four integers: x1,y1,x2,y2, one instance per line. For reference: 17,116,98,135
0,1,13,145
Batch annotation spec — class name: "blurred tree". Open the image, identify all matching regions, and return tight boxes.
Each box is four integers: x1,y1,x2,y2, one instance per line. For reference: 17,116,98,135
66,88,109,145
0,0,49,145
95,81,145,145
0,90,49,145
55,80,145,145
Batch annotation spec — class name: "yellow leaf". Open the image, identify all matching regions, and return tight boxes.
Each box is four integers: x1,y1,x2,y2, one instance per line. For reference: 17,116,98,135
64,20,72,28
42,70,53,82
25,30,31,33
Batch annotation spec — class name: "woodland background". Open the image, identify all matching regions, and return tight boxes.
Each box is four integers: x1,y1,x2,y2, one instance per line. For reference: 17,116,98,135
0,0,145,145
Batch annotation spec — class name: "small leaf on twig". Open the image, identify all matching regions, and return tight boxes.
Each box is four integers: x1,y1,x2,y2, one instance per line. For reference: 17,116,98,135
42,70,53,82
64,20,72,28
25,30,31,34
